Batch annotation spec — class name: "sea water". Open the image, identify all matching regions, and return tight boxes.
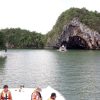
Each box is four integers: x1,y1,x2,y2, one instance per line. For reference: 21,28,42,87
0,49,100,100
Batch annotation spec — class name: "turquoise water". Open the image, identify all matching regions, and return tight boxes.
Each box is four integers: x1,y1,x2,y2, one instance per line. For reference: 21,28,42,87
0,49,100,100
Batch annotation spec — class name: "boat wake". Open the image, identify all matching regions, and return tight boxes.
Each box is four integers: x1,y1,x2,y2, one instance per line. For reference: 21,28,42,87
0,86,65,100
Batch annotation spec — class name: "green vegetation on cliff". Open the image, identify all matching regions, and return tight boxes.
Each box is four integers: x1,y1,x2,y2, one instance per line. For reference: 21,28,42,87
46,8,100,46
0,28,45,49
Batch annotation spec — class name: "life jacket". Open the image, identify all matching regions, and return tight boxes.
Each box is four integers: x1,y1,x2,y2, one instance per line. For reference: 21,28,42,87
1,90,12,100
31,92,40,100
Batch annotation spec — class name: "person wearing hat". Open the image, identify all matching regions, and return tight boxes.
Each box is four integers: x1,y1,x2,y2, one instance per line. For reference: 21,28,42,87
31,87,42,100
0,85,12,100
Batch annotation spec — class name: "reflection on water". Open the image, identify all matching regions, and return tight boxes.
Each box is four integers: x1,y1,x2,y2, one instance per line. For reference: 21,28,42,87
0,58,6,69
0,57,7,85
0,49,100,100
0,57,6,72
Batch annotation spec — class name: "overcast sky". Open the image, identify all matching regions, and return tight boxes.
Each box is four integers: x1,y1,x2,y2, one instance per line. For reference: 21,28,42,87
0,0,100,34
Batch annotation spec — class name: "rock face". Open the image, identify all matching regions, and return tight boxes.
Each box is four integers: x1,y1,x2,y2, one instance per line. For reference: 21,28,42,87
55,18,100,49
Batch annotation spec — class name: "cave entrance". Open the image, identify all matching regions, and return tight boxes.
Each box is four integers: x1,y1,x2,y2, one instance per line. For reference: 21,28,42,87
66,36,89,49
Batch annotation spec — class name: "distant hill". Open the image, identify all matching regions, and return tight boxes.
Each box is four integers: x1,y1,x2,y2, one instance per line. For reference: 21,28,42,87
46,8,100,49
0,28,45,49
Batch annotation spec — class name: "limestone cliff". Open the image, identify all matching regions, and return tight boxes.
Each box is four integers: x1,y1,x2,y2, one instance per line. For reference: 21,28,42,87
46,8,100,50
56,18,100,49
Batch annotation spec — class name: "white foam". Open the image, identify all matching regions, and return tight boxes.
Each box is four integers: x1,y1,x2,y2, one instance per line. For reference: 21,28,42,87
0,86,65,100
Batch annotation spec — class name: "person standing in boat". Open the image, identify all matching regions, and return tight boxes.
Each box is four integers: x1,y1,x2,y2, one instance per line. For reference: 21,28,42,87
31,87,42,100
0,85,12,100
48,93,56,100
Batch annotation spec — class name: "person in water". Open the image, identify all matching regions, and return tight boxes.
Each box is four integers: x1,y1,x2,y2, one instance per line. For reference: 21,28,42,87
0,85,12,100
48,93,56,100
31,87,42,100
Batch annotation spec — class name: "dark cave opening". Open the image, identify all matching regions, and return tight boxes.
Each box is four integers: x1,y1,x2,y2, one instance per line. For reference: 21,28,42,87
61,36,89,49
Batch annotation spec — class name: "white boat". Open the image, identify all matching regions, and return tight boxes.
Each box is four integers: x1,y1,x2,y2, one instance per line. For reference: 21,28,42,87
58,45,67,52
0,50,7,58
0,86,65,100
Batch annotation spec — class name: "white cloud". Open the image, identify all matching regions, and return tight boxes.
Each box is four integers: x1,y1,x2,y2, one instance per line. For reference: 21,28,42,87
0,0,99,34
